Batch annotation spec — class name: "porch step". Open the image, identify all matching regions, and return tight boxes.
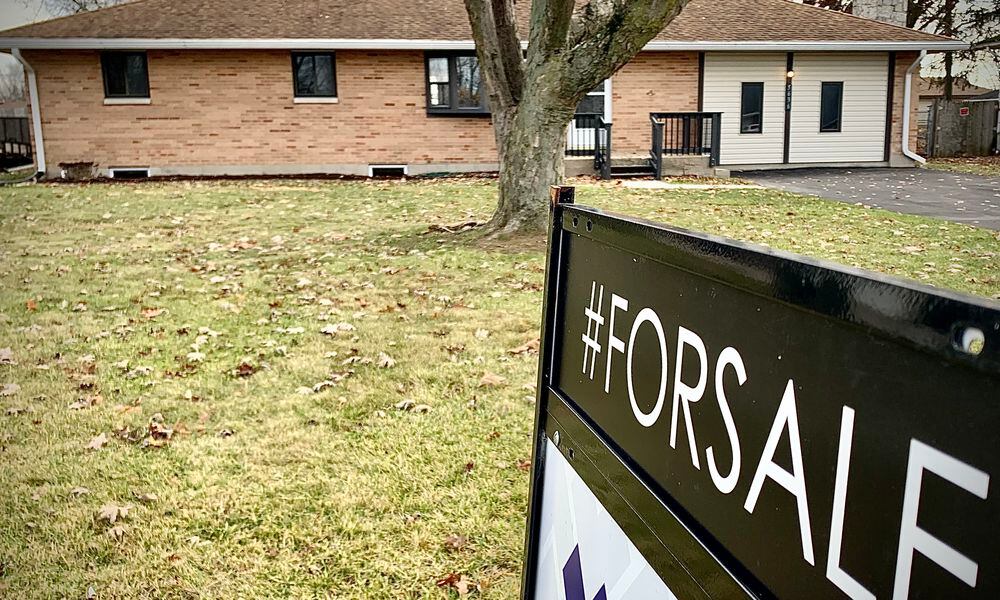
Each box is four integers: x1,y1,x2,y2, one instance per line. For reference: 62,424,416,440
609,163,655,178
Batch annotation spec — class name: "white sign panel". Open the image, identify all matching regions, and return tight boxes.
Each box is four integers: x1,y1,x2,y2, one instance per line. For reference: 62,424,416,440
533,439,678,600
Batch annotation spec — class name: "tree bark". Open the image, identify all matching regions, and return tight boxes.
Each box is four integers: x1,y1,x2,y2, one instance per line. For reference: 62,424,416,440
465,0,689,234
489,103,575,233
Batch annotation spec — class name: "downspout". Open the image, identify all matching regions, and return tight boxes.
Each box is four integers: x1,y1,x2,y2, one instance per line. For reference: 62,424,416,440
11,48,46,177
901,50,926,164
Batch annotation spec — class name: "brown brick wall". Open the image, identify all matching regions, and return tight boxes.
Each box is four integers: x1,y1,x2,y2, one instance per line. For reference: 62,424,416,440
890,51,921,161
611,51,701,155
23,49,499,176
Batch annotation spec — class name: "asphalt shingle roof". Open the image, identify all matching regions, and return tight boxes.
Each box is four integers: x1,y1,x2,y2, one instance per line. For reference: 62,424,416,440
0,0,955,45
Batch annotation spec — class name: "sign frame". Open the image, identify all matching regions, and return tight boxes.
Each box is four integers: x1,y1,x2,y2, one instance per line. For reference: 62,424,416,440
520,187,1000,599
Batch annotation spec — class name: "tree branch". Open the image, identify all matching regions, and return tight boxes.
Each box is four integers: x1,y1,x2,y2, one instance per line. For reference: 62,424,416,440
562,0,689,98
525,0,576,67
464,0,526,109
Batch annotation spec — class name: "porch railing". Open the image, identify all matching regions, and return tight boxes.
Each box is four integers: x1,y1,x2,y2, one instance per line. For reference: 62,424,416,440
649,112,721,178
566,113,612,180
0,117,32,168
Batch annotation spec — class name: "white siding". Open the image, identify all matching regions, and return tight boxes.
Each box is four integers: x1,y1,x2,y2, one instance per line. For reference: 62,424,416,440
788,53,889,163
703,53,787,165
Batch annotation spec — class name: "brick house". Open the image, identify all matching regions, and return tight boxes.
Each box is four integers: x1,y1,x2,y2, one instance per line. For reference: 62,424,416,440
0,0,963,179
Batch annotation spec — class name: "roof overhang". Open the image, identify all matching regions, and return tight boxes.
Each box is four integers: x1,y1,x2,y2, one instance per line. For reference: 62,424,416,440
0,37,968,52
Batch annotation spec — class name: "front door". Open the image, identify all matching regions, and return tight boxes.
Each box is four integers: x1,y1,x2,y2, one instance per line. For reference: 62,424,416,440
566,80,610,155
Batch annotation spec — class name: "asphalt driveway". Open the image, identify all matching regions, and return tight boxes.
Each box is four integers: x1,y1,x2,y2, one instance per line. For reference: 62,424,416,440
739,167,1000,231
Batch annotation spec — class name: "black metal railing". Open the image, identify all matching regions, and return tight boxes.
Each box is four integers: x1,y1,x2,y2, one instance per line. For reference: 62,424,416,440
0,117,32,168
566,113,612,180
649,112,721,178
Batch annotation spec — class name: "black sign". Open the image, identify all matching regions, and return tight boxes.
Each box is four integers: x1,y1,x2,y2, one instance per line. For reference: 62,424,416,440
522,188,1000,599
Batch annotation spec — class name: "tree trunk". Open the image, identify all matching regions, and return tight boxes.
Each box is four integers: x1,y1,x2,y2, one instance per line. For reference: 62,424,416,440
487,104,573,234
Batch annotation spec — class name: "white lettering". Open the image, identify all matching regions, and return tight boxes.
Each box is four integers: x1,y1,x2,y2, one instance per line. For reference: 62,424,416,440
745,380,815,565
706,347,746,494
604,294,629,394
626,308,668,428
892,440,990,599
826,406,875,600
670,326,709,469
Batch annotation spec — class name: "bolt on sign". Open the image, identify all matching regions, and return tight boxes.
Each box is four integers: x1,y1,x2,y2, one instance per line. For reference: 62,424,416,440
521,187,1000,599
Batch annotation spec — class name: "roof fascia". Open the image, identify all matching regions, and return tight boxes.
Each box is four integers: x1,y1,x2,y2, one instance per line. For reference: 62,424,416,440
0,37,968,52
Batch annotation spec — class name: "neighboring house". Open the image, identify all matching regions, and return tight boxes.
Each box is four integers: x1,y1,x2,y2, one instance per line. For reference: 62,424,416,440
0,0,965,179
0,99,28,118
916,76,995,153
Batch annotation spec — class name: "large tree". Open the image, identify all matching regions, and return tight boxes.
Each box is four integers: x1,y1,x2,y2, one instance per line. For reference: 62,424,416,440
463,0,689,233
803,0,1000,99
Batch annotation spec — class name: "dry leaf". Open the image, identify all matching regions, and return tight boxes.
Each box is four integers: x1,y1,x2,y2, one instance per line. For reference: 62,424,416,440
96,503,131,524
320,322,355,335
478,373,506,387
0,383,20,397
141,307,166,319
86,432,109,451
474,328,490,339
517,458,532,471
444,533,468,552
508,338,540,356
106,525,127,541
377,352,396,368
69,486,90,497
0,348,15,365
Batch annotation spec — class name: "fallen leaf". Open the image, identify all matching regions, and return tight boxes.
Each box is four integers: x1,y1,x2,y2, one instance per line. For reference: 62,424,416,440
86,432,109,451
141,307,166,319
69,486,90,497
233,361,259,378
96,503,132,524
217,428,235,437
320,322,356,335
0,348,15,365
517,458,532,471
474,328,490,339
444,533,468,552
478,373,506,387
132,491,158,504
106,525,127,541
0,383,20,397
508,338,540,356
377,352,396,368
26,299,38,312
394,399,415,411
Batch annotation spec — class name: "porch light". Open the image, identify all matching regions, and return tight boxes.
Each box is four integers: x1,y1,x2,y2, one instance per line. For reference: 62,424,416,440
786,70,796,79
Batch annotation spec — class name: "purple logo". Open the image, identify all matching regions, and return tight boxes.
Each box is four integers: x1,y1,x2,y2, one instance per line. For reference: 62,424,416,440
563,545,608,600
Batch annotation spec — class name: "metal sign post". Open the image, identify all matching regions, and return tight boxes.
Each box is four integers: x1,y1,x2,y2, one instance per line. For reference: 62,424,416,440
521,187,1000,599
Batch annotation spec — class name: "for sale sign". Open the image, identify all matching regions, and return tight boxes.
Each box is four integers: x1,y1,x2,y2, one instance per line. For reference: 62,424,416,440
521,188,1000,599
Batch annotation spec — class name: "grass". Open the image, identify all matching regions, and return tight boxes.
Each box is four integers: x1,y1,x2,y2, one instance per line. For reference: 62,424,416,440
0,178,997,599
927,156,1000,177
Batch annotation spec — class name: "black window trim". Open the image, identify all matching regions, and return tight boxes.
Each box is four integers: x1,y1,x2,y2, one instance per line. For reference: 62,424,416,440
740,81,764,135
291,51,338,99
424,52,490,117
820,81,844,133
100,51,150,99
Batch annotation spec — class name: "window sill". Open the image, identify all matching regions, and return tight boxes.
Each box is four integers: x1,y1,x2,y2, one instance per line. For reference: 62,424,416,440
104,98,151,105
294,97,339,104
426,109,492,117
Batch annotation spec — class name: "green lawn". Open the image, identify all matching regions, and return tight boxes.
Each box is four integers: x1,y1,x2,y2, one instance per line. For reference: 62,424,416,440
927,156,1000,177
0,178,997,598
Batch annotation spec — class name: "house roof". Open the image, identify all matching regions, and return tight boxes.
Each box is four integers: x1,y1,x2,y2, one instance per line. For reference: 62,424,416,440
917,76,995,98
0,0,964,51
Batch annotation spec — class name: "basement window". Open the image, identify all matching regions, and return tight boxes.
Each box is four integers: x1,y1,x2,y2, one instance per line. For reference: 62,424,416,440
101,52,150,99
108,167,150,180
368,165,408,178
820,82,844,133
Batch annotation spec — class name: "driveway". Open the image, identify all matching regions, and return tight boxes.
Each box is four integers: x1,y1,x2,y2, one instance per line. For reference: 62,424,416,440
739,167,1000,230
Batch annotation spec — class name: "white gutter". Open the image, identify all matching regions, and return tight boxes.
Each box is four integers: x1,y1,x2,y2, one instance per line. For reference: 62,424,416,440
10,48,45,177
0,37,969,52
901,50,927,164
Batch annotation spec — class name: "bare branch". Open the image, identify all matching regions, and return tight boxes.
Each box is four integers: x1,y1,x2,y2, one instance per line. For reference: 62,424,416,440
562,0,689,97
525,0,576,66
464,0,525,109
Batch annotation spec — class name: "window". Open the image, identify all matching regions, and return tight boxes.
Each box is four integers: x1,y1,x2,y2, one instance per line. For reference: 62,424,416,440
425,53,488,115
101,52,149,98
820,82,844,132
292,52,337,98
740,82,763,134
573,81,606,127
